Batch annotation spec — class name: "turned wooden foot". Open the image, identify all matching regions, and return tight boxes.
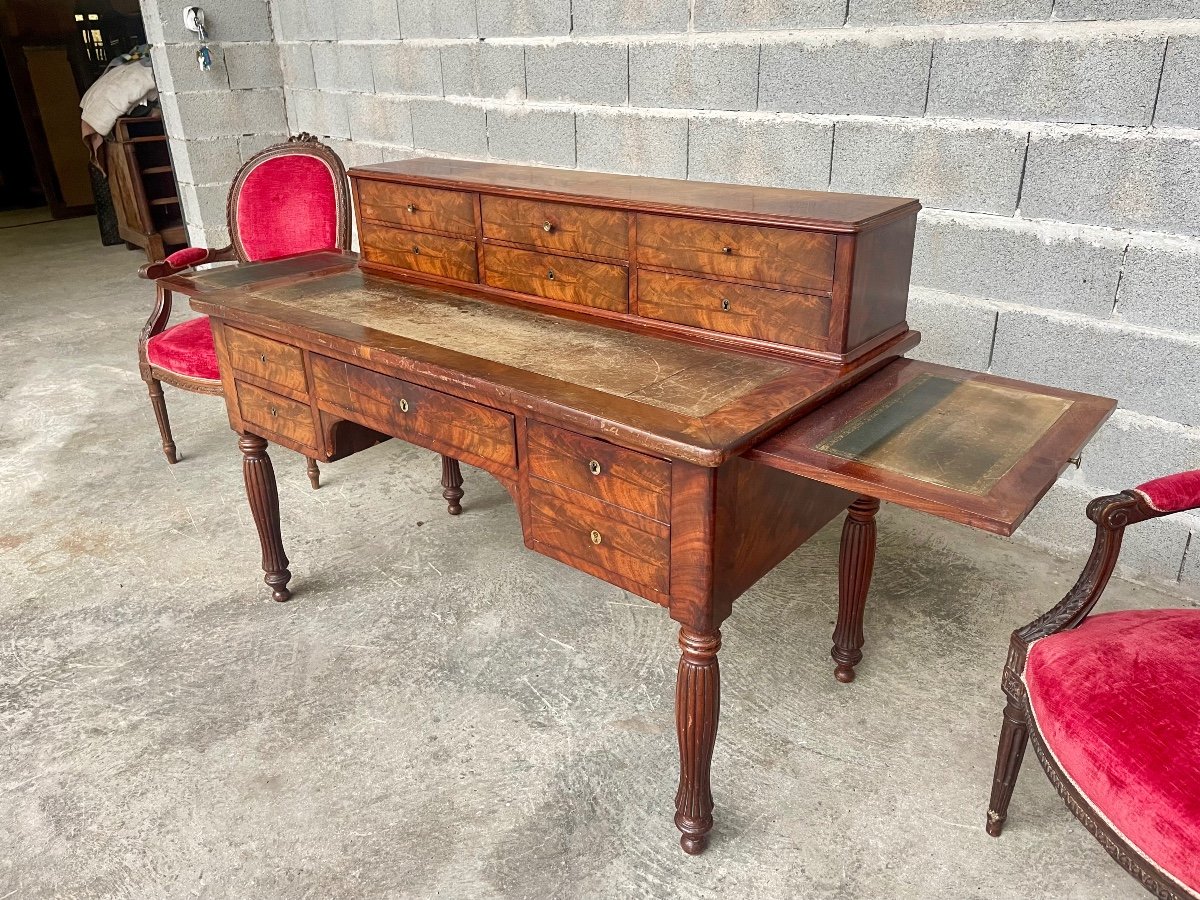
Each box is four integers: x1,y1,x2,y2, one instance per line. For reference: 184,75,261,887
675,626,721,855
986,695,1029,837
441,455,464,516
146,378,178,464
306,456,320,490
832,496,879,683
239,433,292,602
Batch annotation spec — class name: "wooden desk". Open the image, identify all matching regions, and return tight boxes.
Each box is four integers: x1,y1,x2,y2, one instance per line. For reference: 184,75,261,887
176,160,1115,854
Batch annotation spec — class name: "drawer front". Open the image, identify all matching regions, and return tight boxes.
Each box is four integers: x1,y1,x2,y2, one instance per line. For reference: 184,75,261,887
225,327,307,394
638,269,833,350
481,196,629,259
237,380,317,449
484,244,627,312
529,478,670,594
361,222,479,283
310,354,516,470
527,421,670,521
636,214,836,294
357,179,477,236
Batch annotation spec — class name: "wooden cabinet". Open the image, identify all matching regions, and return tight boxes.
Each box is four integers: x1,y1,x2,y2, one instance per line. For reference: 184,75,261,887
106,114,186,262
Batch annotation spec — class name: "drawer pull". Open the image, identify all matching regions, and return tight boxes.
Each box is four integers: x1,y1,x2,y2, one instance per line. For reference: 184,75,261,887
269,406,278,417
588,459,602,476
542,220,554,232
406,203,417,213
721,246,733,255
590,529,602,545
720,298,731,311
546,268,555,280
398,398,410,413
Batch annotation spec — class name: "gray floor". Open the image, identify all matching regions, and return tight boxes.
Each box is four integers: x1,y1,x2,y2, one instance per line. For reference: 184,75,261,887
1,214,1187,899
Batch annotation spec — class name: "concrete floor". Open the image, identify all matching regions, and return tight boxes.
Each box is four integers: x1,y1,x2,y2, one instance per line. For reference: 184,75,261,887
2,213,1189,899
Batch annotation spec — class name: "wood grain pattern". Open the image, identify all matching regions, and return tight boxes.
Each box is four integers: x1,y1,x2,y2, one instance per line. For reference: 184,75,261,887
832,495,879,683
675,626,720,855
483,244,627,312
637,270,833,350
527,420,671,522
528,477,670,594
637,214,836,294
309,353,516,471
238,432,292,602
225,326,308,393
236,380,317,450
482,195,629,258
357,179,477,236
360,222,479,283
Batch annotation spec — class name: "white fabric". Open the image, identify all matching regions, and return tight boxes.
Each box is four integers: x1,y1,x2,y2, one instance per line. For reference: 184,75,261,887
80,62,157,137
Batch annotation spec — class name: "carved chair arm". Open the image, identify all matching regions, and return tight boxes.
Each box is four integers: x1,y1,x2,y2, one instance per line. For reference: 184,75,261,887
138,245,236,280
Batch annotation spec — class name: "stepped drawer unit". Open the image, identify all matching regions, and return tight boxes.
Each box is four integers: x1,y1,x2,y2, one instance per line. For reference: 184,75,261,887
164,159,1117,858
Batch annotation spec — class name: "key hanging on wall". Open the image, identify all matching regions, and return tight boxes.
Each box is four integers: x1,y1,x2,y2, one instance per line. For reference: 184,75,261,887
183,7,213,72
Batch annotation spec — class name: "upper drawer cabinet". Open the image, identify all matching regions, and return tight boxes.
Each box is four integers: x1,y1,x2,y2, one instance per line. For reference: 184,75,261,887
636,214,836,295
360,222,479,283
225,327,308,394
481,196,629,259
357,179,477,236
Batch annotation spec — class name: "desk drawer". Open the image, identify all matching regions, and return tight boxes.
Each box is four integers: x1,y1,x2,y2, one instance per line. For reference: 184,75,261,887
361,223,479,283
636,214,836,294
482,196,628,259
484,244,627,312
357,180,477,236
237,380,317,449
527,421,670,522
310,354,516,471
225,327,308,394
638,269,833,350
529,478,670,595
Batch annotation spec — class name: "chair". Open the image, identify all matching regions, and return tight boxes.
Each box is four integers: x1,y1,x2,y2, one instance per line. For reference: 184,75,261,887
136,134,351,489
986,470,1200,900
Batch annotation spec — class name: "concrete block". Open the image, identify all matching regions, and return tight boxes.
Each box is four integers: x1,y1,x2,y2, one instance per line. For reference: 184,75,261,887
312,43,374,94
151,44,227,94
1077,409,1200,495
629,41,758,112
1022,132,1200,237
1117,239,1200,335
913,213,1124,317
477,0,570,36
848,0,1051,23
399,0,478,37
693,0,843,31
687,116,832,190
326,140,388,169
576,110,688,179
279,43,316,89
441,44,525,100
905,289,998,371
166,89,288,138
168,136,240,185
291,89,351,139
571,0,689,34
370,44,442,96
990,308,1200,424
348,93,414,146
928,33,1163,127
179,181,229,233
1182,534,1200,596
1156,35,1200,129
224,43,283,90
1055,0,1200,19
831,121,1026,216
487,108,575,167
526,42,627,106
237,133,289,163
411,100,488,156
759,36,932,116
144,0,273,44
270,0,336,40
335,0,402,40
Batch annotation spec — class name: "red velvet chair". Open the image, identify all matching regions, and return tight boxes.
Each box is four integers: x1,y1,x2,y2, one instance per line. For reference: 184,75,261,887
987,470,1200,900
136,134,351,488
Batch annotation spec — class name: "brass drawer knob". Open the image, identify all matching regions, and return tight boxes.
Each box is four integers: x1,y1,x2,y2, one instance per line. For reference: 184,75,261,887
590,529,602,545
721,246,733,254
399,398,410,413
546,269,555,280
588,459,602,476
542,220,554,232
412,246,421,254
406,203,417,213
720,298,730,311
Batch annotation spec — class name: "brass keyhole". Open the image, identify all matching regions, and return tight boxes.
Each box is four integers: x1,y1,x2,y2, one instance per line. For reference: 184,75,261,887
720,298,731,311
406,203,417,213
590,530,602,545
412,246,421,254
259,353,267,363
399,398,409,413
269,406,277,417
721,246,733,254
588,459,601,476
546,269,555,280
542,220,553,232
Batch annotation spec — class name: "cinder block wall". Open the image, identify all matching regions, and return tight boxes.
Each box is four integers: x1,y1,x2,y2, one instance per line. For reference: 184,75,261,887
140,0,1200,599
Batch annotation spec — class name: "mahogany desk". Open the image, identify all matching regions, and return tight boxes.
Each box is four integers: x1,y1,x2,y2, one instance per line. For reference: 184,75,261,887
165,160,1115,854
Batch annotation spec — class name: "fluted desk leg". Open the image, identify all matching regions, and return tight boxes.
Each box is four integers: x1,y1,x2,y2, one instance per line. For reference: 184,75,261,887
832,495,879,683
239,433,291,602
441,455,464,516
675,626,721,855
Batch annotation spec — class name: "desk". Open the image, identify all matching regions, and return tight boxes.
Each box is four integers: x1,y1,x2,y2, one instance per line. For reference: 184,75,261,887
172,160,1115,854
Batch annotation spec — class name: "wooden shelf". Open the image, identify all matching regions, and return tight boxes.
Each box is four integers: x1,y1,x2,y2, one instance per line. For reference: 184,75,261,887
142,165,173,175
128,135,167,144
149,196,180,207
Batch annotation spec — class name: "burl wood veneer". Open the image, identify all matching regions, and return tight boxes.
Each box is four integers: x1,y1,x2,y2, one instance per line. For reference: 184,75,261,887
169,159,1116,856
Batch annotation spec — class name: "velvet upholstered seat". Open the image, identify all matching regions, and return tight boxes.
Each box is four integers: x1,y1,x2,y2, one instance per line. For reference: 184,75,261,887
987,469,1200,900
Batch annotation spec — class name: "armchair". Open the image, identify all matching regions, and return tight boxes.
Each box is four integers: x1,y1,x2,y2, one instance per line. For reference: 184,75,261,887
986,470,1200,899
